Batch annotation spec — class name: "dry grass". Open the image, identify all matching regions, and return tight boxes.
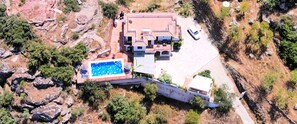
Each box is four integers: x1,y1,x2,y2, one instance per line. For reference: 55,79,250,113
207,0,296,122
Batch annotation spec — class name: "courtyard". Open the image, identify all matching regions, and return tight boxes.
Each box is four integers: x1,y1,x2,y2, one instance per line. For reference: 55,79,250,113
154,16,219,86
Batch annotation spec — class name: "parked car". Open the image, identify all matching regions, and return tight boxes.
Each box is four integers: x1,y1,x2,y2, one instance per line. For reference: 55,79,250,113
187,25,201,40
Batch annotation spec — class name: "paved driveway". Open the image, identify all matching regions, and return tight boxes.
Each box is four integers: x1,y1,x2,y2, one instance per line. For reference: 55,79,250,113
155,16,255,124
155,17,218,86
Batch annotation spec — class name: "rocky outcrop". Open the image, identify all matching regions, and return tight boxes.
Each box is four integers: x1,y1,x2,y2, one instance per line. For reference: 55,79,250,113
54,97,64,105
65,96,74,107
61,113,71,124
31,102,62,122
25,86,62,106
225,63,266,122
0,48,12,59
0,62,14,84
33,77,54,89
61,105,71,116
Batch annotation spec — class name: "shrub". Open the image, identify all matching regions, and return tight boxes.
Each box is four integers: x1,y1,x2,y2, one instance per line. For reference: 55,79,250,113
144,83,158,101
151,104,172,119
274,88,288,110
290,69,297,87
219,7,230,20
0,108,16,124
263,0,279,10
23,109,30,120
178,2,193,17
0,4,6,17
194,70,211,78
214,84,235,115
116,0,131,7
107,95,146,123
185,109,200,124
190,96,205,110
0,90,14,108
239,1,249,15
228,25,244,43
261,70,278,92
71,107,84,119
63,0,81,13
101,2,118,19
248,22,273,53
80,82,109,108
99,112,110,121
146,3,160,12
140,113,166,124
158,73,172,84
71,32,79,40
57,16,67,22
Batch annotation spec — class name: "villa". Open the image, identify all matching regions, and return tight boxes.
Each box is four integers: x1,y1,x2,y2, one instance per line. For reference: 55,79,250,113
122,13,181,75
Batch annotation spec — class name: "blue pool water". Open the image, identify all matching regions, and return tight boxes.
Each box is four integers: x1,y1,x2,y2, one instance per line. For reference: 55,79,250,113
90,60,124,77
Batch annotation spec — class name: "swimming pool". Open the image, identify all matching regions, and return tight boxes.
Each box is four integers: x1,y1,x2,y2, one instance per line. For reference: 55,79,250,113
89,59,125,79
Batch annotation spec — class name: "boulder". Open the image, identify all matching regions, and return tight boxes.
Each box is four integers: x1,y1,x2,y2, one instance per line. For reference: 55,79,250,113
0,50,12,59
61,105,71,116
65,96,74,107
31,102,62,122
0,62,14,84
25,86,62,106
249,53,255,59
294,104,297,110
33,77,55,89
265,51,272,56
54,97,64,105
61,113,71,124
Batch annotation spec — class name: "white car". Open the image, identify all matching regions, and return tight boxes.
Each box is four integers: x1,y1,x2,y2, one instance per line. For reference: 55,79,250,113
187,25,201,40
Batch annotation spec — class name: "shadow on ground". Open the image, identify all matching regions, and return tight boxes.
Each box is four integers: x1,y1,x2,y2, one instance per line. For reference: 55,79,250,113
192,0,225,46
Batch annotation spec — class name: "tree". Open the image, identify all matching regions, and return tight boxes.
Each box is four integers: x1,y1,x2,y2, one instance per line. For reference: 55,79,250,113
0,16,35,50
0,108,16,124
80,82,109,108
107,95,146,123
0,4,6,17
264,0,279,10
101,2,118,19
158,73,172,84
190,96,205,110
27,41,87,85
214,84,235,115
185,109,200,124
61,42,88,66
0,90,14,108
63,0,80,13
248,22,273,53
27,41,52,71
278,16,297,69
144,83,158,101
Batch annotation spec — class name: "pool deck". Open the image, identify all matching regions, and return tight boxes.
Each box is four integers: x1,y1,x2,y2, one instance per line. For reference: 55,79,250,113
77,19,132,84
